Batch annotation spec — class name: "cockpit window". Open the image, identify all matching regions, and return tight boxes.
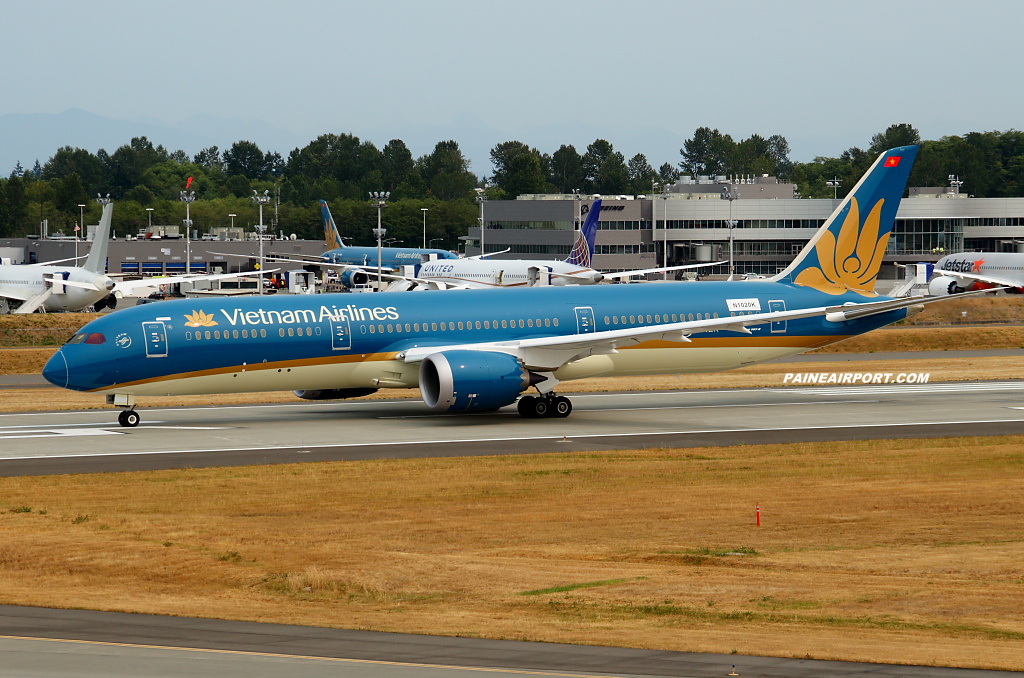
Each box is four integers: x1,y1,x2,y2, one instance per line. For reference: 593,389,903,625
66,333,87,345
84,333,106,345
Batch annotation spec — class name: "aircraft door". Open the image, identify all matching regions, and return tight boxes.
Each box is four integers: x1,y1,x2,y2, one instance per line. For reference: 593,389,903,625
574,306,595,334
768,300,786,333
331,317,352,350
142,321,168,357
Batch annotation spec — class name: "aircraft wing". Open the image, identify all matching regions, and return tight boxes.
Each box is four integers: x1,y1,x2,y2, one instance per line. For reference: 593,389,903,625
112,270,277,294
467,248,511,260
399,286,1001,371
27,255,87,266
601,261,728,281
209,252,397,274
936,270,1023,289
378,271,474,290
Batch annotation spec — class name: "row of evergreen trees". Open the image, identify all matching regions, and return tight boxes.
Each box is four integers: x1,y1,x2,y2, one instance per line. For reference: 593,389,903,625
2,124,1022,247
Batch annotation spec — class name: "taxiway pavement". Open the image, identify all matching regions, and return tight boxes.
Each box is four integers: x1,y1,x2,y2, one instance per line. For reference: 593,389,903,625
0,605,1018,678
2,380,1024,476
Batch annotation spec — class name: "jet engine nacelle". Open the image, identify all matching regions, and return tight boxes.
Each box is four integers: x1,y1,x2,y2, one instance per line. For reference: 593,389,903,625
928,276,968,296
339,268,370,288
418,350,528,412
292,388,378,400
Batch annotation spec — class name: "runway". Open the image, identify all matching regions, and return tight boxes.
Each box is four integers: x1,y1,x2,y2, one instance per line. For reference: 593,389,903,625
2,380,1024,475
1,605,1018,678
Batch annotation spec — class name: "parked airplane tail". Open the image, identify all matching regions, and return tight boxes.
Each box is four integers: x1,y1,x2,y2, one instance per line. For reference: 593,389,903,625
82,202,113,275
565,199,601,267
773,145,918,295
320,200,344,250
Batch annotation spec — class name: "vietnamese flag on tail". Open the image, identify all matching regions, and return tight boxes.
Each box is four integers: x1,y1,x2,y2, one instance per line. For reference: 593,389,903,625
884,156,901,167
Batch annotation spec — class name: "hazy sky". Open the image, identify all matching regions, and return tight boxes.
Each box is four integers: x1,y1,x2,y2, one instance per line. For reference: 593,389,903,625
2,0,1021,171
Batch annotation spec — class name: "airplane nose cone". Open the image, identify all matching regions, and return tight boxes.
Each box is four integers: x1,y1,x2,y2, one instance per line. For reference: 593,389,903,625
42,350,68,389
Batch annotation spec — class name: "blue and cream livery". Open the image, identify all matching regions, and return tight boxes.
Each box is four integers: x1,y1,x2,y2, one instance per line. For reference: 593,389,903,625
44,145,993,424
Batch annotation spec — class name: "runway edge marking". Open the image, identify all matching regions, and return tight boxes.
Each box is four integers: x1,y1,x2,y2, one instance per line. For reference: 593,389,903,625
2,417,1024,462
0,634,627,678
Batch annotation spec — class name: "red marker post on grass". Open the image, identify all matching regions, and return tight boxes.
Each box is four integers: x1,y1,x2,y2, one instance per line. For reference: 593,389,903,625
756,502,760,527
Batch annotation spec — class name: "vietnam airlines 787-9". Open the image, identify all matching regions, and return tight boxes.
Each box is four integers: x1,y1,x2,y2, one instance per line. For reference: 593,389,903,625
43,145,998,426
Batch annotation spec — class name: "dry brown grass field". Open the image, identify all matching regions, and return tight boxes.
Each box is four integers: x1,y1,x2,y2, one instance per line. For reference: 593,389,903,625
0,438,1021,669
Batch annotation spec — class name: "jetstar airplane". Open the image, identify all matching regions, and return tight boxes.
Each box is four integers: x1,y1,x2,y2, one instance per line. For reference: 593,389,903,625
43,144,998,427
0,198,267,314
927,252,1024,295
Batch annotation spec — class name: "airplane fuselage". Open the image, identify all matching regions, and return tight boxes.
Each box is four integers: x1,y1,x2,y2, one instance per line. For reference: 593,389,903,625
323,246,457,270
0,265,111,312
416,258,603,287
935,252,1024,289
45,282,905,396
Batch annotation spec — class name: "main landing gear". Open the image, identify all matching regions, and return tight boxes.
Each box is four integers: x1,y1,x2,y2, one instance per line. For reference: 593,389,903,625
518,394,572,419
117,409,140,428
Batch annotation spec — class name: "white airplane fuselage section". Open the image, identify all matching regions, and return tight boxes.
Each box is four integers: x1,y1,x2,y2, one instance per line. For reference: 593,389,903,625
417,258,602,288
0,265,112,312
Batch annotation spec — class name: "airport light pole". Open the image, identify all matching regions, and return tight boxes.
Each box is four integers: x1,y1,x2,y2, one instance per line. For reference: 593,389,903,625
475,185,488,256
146,207,154,233
721,185,739,279
421,207,428,248
76,203,86,261
948,174,964,196
370,191,390,290
429,237,443,248
252,190,271,295
663,182,671,280
826,177,841,200
179,190,195,274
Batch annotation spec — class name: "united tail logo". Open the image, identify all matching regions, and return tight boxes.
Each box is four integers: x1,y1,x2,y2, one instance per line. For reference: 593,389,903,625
566,199,601,268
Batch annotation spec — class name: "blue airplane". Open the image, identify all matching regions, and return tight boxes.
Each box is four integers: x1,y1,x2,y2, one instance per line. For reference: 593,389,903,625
44,145,995,426
317,200,457,285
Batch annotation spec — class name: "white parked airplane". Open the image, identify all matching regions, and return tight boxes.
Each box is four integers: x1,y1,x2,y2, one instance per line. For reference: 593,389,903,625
252,198,723,291
0,198,267,314
928,251,1024,295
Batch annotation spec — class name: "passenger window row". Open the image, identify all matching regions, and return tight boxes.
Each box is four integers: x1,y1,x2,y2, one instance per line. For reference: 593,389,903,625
603,312,718,326
189,328,269,340
364,317,559,334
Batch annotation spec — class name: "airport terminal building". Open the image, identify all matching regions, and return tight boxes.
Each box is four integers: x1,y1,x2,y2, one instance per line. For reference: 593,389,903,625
468,178,1024,279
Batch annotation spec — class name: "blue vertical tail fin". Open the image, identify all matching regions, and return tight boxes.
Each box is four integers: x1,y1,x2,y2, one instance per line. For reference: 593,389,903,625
320,200,344,250
565,199,600,267
773,145,918,295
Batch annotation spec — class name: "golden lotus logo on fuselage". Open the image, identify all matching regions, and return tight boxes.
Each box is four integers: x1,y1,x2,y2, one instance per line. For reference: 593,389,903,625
184,310,218,327
794,197,887,296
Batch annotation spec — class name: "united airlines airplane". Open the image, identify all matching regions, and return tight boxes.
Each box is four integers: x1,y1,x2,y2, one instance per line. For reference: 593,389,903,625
43,145,994,426
388,198,722,290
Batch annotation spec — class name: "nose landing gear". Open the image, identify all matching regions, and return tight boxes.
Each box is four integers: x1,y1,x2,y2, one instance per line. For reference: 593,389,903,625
517,394,572,419
117,410,140,427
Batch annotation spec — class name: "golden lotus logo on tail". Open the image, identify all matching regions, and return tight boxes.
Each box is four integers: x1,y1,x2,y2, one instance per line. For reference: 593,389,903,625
184,310,218,327
794,197,888,296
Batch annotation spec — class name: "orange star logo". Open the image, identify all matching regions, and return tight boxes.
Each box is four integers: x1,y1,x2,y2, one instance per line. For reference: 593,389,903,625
972,259,984,273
